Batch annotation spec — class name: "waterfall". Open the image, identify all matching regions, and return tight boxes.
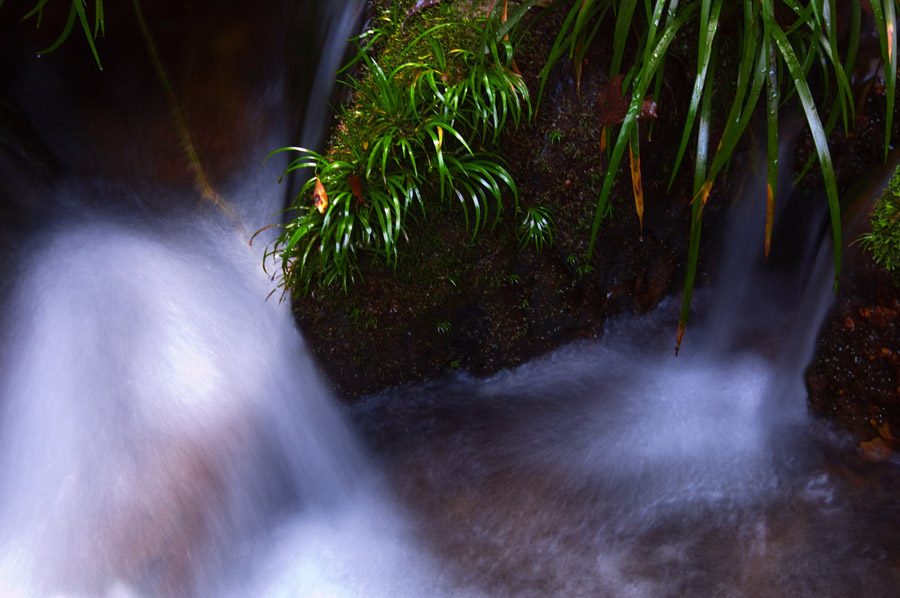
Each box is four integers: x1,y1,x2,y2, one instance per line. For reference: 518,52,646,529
0,1,374,595
0,212,365,596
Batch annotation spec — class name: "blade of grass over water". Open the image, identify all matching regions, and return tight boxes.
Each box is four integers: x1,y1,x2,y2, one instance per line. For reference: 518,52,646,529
765,34,778,259
588,2,696,259
648,0,680,140
676,32,714,356
793,0,860,186
766,4,842,289
611,0,639,78
667,0,721,191
870,0,898,160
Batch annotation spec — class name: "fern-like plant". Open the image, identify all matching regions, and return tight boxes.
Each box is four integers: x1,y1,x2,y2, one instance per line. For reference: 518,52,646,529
517,205,556,251
267,7,529,295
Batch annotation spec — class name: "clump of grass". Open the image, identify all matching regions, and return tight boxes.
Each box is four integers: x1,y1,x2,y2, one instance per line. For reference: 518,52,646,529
517,205,556,251
542,0,899,352
267,4,530,296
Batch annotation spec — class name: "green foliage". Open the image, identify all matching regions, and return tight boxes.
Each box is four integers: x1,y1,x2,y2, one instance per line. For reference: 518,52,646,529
517,205,556,251
542,0,898,352
268,6,529,296
4,0,106,69
859,166,900,278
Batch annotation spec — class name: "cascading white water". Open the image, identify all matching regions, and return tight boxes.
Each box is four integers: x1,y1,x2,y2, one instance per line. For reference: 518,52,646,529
0,195,368,596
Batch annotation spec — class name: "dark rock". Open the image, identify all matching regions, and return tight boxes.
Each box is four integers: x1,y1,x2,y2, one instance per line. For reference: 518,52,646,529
806,242,900,445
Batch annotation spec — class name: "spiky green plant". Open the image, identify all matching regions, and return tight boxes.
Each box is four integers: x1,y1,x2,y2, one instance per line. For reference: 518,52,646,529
542,0,898,352
267,7,529,296
2,0,106,69
517,205,556,251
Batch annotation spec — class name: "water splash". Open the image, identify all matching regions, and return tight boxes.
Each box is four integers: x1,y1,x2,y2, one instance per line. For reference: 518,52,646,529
0,207,365,596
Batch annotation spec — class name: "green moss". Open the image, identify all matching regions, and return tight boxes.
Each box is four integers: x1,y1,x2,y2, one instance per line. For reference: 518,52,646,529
860,165,900,279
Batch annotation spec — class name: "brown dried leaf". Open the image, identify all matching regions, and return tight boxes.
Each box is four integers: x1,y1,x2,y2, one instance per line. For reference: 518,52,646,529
313,176,328,214
597,75,628,126
639,97,658,120
349,173,364,204
597,75,658,126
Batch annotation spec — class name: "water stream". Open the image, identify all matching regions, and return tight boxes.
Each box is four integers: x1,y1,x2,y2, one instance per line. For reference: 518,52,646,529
1,1,899,596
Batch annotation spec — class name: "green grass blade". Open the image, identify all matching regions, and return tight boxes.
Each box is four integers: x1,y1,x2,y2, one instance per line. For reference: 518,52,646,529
611,0,639,77
765,34,778,258
676,31,714,356
536,0,585,112
36,2,76,56
94,0,105,37
793,0,860,185
768,11,842,289
705,31,766,187
494,0,541,42
22,0,51,23
668,0,721,190
588,3,696,257
870,0,897,160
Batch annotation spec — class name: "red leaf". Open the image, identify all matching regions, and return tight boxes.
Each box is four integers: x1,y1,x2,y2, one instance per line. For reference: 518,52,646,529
349,174,363,204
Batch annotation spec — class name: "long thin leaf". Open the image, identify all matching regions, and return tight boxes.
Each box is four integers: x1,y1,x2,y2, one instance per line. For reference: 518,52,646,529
793,0,860,185
36,2,76,56
611,0,639,78
676,23,715,356
628,126,643,234
767,8,842,290
871,0,897,160
73,0,102,69
588,3,697,257
765,34,778,258
668,0,721,190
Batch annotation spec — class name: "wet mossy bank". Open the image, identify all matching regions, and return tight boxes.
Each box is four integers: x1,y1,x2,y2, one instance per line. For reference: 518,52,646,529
293,1,900,452
291,1,731,399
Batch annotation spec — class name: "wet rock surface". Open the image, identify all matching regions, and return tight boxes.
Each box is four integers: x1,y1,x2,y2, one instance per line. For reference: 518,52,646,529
293,2,726,400
807,241,900,452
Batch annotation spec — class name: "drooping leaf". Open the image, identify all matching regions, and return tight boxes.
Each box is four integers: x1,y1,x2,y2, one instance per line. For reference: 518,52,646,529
313,176,328,214
765,34,778,258
675,21,715,356
628,126,643,234
588,2,697,258
668,0,721,191
767,7,842,290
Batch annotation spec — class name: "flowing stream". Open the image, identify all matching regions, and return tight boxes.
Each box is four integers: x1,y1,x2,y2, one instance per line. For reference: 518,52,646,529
1,1,899,596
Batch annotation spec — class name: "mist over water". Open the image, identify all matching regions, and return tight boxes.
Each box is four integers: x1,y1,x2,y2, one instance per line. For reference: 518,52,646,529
1,1,899,596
